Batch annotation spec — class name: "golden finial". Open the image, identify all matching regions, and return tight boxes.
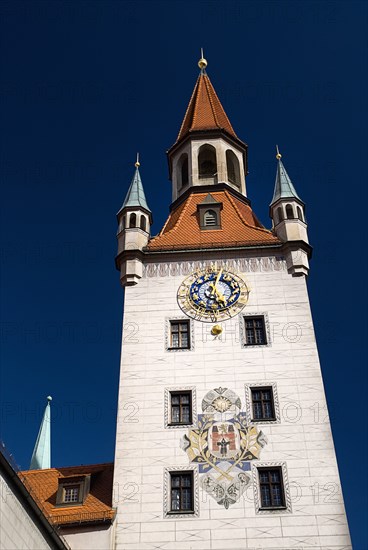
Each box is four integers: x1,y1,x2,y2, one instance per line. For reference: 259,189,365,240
135,152,140,168
276,145,282,160
198,48,208,71
211,324,223,336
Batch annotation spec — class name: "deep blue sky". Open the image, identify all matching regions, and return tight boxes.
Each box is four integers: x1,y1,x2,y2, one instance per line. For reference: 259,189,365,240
0,0,366,546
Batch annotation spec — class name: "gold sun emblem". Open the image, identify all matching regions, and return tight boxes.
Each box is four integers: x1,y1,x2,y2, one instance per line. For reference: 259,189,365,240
212,396,232,413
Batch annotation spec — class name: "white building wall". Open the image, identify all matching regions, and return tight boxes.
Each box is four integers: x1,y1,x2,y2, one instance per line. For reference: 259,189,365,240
61,524,113,550
113,255,351,550
0,470,55,550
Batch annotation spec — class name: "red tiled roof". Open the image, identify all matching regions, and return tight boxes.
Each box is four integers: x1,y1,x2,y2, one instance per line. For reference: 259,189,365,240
20,463,115,526
147,190,280,251
177,73,237,142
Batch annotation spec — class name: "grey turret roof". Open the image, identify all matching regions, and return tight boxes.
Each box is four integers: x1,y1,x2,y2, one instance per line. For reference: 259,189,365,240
271,158,302,205
118,166,151,214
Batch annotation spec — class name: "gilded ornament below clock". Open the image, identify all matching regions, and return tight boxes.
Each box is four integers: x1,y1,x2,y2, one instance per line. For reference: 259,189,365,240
177,267,250,322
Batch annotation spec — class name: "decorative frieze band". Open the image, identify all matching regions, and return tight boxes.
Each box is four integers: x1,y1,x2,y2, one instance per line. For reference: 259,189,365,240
143,256,286,278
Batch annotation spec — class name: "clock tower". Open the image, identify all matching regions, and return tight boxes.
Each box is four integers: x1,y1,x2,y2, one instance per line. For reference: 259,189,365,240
113,55,351,549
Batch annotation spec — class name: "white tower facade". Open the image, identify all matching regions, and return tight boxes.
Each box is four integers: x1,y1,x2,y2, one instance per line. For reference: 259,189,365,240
113,58,351,549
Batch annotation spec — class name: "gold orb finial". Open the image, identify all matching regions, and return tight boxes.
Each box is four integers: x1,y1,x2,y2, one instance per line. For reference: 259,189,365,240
198,48,208,70
276,145,282,160
211,324,223,336
135,152,140,167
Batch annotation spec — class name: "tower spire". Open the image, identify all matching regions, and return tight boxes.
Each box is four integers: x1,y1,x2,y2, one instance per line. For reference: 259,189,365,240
30,396,52,470
175,56,238,144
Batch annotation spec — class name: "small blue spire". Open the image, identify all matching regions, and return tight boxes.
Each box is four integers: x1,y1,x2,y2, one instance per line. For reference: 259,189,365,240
271,146,301,205
118,155,151,214
30,396,52,470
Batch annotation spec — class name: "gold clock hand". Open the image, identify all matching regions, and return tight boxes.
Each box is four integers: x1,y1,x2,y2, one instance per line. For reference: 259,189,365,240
214,268,223,290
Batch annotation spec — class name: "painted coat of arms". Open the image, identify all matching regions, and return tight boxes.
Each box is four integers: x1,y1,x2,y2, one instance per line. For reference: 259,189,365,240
180,387,267,509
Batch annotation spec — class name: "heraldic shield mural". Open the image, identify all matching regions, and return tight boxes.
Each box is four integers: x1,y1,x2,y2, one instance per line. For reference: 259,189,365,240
180,387,268,509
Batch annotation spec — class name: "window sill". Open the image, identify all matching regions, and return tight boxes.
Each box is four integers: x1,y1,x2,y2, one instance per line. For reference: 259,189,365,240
167,510,195,515
251,418,276,423
259,506,287,511
168,420,193,428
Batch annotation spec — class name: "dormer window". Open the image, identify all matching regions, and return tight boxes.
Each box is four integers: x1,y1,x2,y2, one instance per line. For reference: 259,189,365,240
64,485,80,503
197,194,222,230
56,475,90,507
204,209,218,227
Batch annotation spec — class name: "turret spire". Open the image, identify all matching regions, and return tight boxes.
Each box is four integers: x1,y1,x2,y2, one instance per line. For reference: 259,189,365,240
118,159,151,214
271,146,301,205
30,396,52,470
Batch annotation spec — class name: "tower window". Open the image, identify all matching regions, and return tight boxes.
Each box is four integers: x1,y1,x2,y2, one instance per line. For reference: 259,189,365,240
285,204,294,219
129,213,137,228
251,387,276,421
169,320,190,349
257,467,286,509
198,144,217,179
243,316,267,346
297,206,303,221
178,154,189,188
276,207,283,224
140,215,147,231
169,472,194,513
170,391,192,425
204,209,218,227
226,150,241,187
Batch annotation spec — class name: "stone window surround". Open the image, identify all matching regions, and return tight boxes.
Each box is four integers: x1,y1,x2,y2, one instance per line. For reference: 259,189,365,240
163,465,199,519
239,312,272,348
252,461,292,514
165,317,194,352
164,386,197,430
244,382,281,425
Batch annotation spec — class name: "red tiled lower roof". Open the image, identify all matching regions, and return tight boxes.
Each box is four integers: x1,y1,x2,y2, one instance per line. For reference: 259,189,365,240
147,190,280,251
20,463,115,526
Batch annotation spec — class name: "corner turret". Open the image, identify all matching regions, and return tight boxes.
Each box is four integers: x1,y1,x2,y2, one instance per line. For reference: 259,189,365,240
270,147,310,276
116,157,152,286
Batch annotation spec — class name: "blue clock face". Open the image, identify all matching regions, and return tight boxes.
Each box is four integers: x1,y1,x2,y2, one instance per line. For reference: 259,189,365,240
190,271,240,312
177,268,250,322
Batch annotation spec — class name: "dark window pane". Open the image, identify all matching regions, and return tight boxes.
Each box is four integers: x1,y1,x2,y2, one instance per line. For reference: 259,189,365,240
170,473,193,512
251,387,275,421
261,485,271,506
182,407,190,423
270,471,280,483
244,317,266,346
253,402,263,419
172,408,180,423
259,468,285,509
